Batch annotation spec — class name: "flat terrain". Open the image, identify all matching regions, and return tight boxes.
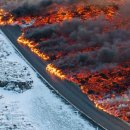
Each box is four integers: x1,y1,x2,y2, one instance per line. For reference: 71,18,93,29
1,25,130,130
0,28,97,130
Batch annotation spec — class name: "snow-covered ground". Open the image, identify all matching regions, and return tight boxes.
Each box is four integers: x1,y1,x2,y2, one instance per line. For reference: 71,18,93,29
0,30,99,130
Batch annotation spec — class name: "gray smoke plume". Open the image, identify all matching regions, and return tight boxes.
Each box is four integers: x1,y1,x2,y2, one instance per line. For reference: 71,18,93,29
24,25,57,41
24,17,130,71
2,0,130,71
9,0,77,17
11,0,53,17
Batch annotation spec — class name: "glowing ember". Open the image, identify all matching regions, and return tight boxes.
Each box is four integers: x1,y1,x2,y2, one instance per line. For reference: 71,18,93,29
0,4,118,27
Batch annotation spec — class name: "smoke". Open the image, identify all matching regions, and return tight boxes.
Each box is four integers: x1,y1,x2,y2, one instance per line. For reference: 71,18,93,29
86,0,126,6
3,0,129,19
9,0,80,18
23,17,130,71
118,0,130,18
24,25,57,41
11,0,54,17
1,0,130,124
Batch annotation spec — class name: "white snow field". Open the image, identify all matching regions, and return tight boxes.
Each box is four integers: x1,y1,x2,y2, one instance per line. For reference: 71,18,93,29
0,30,98,130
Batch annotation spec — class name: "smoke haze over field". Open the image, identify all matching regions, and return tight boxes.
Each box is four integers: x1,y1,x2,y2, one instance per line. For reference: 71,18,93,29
1,0,130,18
1,0,130,124
25,18,130,71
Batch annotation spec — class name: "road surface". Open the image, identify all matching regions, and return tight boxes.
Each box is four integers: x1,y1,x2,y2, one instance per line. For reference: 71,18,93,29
1,25,130,130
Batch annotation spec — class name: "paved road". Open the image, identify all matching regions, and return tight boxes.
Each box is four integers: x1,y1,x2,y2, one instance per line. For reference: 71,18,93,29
1,25,130,130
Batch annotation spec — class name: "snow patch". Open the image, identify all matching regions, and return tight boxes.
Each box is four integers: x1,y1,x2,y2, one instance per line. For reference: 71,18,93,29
0,29,98,130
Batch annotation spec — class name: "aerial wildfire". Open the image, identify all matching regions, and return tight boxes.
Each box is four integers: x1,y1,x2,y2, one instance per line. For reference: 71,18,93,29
1,0,130,123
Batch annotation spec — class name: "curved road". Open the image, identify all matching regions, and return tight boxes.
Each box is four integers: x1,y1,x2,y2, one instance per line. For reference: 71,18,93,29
1,25,130,130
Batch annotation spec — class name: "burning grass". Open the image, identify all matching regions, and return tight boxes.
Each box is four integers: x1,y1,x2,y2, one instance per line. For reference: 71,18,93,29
46,64,66,79
0,9,14,25
17,34,49,60
1,0,130,124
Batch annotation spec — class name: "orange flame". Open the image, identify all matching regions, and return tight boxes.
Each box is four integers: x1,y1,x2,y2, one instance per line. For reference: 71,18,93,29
17,34,49,61
0,9,14,25
46,64,66,80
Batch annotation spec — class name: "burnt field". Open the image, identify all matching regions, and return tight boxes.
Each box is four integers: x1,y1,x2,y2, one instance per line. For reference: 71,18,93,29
1,0,130,123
